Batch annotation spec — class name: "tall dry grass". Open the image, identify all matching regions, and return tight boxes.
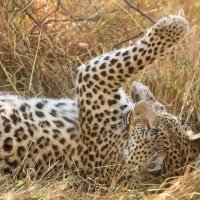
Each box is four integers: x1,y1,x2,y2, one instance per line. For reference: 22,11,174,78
0,0,200,199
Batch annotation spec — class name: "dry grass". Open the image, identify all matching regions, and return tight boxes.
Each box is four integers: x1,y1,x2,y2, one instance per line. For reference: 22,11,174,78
153,165,200,200
0,0,200,199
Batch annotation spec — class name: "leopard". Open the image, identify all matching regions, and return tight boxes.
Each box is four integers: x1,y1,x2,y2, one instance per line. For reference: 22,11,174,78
75,15,191,185
0,15,197,188
123,100,200,179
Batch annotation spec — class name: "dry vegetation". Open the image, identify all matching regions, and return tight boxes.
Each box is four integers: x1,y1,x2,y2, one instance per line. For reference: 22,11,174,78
0,0,200,199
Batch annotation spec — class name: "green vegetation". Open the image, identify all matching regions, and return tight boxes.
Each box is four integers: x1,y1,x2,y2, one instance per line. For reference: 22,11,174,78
0,0,200,199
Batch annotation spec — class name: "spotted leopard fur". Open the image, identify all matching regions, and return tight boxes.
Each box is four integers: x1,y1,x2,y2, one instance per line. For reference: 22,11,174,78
0,16,197,187
0,96,79,175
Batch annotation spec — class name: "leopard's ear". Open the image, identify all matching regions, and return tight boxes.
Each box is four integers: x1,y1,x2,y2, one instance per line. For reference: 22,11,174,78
187,131,200,152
